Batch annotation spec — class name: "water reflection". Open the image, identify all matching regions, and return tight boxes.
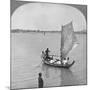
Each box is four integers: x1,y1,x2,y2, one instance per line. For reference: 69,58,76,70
60,68,74,86
41,63,78,87
41,63,60,78
41,63,50,78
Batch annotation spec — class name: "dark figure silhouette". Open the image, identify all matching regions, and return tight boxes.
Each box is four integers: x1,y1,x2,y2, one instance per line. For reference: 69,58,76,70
45,48,52,60
38,73,44,88
45,48,50,57
67,57,69,61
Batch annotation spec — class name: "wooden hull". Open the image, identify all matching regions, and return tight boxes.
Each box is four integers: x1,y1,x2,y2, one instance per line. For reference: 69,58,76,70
42,59,75,69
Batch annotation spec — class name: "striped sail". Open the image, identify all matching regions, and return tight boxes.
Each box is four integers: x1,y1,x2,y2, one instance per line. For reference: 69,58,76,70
61,21,77,58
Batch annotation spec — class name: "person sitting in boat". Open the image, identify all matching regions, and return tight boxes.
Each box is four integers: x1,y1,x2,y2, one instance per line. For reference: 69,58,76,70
66,57,69,64
63,57,68,65
45,48,52,60
67,57,69,61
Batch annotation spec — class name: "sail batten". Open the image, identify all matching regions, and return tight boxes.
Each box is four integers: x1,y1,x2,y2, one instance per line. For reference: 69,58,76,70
61,21,77,58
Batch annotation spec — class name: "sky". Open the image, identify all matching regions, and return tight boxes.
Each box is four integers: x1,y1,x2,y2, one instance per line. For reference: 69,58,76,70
11,2,86,31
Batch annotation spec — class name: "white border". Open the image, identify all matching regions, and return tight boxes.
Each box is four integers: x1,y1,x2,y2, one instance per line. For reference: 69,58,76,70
17,0,87,5
0,0,89,90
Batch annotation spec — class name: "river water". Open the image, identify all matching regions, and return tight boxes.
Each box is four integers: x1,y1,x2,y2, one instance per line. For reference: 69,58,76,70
11,32,87,89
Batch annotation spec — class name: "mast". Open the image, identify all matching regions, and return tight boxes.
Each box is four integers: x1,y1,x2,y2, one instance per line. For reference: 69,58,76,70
60,25,63,61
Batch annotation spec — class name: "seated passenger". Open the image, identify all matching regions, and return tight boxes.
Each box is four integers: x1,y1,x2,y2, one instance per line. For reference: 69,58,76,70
67,57,69,61
63,58,68,65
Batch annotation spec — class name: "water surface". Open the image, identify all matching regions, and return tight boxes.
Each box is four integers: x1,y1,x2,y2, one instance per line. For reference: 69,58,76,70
11,32,87,89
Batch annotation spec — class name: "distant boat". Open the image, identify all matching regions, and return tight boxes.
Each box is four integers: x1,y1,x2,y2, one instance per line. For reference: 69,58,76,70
41,21,78,68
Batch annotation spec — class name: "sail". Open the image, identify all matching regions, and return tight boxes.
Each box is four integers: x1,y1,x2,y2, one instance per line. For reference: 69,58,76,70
61,21,77,58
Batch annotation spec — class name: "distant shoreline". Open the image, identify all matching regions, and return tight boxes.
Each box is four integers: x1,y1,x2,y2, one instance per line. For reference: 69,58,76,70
11,29,87,34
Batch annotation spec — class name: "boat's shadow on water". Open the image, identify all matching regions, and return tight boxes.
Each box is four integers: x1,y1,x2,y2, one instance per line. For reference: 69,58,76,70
41,63,78,87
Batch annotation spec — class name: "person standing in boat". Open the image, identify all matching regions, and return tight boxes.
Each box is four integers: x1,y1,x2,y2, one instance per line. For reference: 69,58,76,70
38,73,44,88
45,48,50,60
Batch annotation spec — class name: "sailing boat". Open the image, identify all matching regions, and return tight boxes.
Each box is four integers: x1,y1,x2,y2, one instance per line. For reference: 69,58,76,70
41,21,77,68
